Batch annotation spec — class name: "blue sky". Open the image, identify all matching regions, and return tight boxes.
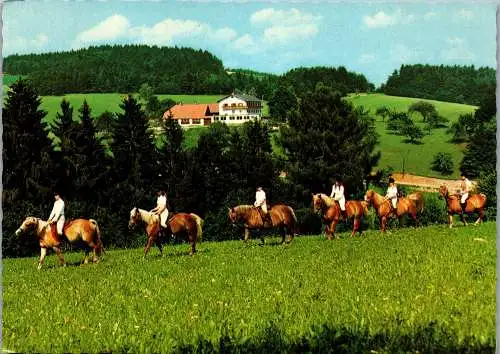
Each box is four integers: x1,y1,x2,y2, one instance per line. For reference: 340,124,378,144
3,1,497,86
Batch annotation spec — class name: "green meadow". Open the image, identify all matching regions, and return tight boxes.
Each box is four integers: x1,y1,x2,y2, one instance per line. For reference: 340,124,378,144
3,223,495,353
3,79,476,178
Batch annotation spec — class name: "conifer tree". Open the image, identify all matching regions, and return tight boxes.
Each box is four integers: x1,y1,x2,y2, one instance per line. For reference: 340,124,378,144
109,95,158,209
277,84,380,202
3,79,57,203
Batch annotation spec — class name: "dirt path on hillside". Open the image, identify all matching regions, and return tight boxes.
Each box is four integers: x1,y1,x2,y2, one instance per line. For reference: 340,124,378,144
391,173,473,192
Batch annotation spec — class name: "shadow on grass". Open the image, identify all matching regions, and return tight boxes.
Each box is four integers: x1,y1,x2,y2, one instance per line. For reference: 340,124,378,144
171,321,493,354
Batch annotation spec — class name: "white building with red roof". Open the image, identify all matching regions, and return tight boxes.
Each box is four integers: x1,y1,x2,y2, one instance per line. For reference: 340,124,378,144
163,93,262,128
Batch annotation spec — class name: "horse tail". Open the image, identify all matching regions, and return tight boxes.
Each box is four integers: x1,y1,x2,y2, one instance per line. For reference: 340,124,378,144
287,206,299,235
190,213,204,242
408,193,424,214
90,219,105,256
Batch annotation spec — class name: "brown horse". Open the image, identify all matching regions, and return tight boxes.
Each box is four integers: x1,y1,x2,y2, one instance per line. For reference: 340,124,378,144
15,217,104,269
228,204,298,245
439,185,487,228
364,189,424,232
128,207,203,257
312,193,369,240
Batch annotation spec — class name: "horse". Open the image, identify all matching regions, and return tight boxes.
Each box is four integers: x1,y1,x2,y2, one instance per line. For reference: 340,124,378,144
439,185,487,228
15,216,104,270
228,204,298,245
364,189,424,232
312,193,369,240
128,207,203,257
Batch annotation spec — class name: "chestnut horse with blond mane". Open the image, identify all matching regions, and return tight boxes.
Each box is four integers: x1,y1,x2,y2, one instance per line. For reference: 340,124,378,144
312,193,369,240
364,190,424,232
128,207,203,257
15,217,104,269
439,185,487,228
228,204,298,245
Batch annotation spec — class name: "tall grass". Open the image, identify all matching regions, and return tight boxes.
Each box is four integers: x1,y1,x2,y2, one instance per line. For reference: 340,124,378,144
3,222,495,353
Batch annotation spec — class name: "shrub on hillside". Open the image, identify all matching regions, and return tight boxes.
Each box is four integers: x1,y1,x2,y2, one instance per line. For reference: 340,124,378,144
477,169,496,220
431,152,454,176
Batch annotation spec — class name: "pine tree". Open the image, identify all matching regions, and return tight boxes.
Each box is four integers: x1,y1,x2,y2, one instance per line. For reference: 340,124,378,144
3,79,58,204
156,115,186,211
109,95,158,208
72,100,111,207
277,84,380,202
52,98,79,198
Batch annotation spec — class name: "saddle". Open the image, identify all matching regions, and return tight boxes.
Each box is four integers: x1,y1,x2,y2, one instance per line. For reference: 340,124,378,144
49,221,72,240
255,206,272,227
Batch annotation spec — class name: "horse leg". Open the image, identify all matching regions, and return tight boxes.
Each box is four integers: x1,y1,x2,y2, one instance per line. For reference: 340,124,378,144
475,209,484,225
143,237,155,258
381,216,387,233
351,218,360,238
82,249,90,265
244,228,250,243
53,246,66,267
155,238,164,257
448,214,454,228
460,212,468,227
189,235,196,256
259,230,266,246
331,220,339,240
37,247,48,270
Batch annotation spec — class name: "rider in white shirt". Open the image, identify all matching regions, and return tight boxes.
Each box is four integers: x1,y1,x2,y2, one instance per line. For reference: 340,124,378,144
460,174,472,211
385,177,398,212
151,190,168,229
254,186,271,224
330,178,347,219
47,192,65,237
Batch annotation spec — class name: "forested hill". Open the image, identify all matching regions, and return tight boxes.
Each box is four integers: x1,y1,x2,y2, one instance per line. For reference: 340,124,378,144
4,45,374,97
380,64,495,106
279,66,375,95
3,45,263,95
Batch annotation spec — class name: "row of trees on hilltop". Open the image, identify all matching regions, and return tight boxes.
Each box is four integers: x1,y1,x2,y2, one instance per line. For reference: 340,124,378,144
3,78,382,258
3,45,278,96
4,45,374,98
380,64,496,106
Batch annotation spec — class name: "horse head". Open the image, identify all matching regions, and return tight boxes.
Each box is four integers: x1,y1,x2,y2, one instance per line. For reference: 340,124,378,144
228,207,238,224
438,185,448,199
15,216,40,236
129,207,141,229
364,190,376,205
312,193,324,214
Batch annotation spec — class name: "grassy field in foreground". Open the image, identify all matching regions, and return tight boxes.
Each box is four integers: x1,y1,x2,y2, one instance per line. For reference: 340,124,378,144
3,222,495,352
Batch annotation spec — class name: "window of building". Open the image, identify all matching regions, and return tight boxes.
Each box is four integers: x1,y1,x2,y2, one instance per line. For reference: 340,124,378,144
181,119,189,124
192,119,200,124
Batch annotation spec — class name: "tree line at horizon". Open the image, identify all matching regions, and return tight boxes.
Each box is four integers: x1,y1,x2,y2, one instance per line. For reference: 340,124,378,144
3,45,372,98
4,45,496,108
3,77,495,258
380,64,496,106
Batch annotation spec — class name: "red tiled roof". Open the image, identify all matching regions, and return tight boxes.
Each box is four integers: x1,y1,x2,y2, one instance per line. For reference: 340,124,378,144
164,103,219,120
208,103,219,114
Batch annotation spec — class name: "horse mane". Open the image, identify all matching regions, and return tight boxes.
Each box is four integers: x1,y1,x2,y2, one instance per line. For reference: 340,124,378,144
234,205,254,214
136,208,159,225
318,193,335,207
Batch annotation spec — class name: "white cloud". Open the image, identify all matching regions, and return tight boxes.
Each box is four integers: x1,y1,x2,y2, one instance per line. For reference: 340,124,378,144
4,33,49,55
363,8,414,29
250,8,322,26
76,14,130,43
263,24,318,45
441,37,476,61
455,9,474,21
74,14,239,48
390,43,419,63
358,53,376,64
424,11,438,21
232,34,259,54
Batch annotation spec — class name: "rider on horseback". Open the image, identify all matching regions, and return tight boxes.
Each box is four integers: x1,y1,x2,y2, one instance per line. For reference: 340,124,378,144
47,191,65,239
151,189,168,232
330,177,347,219
254,186,271,226
384,177,398,214
459,174,472,212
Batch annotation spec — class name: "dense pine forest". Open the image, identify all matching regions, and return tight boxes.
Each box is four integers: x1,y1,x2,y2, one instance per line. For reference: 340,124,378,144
4,44,375,97
380,64,496,106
